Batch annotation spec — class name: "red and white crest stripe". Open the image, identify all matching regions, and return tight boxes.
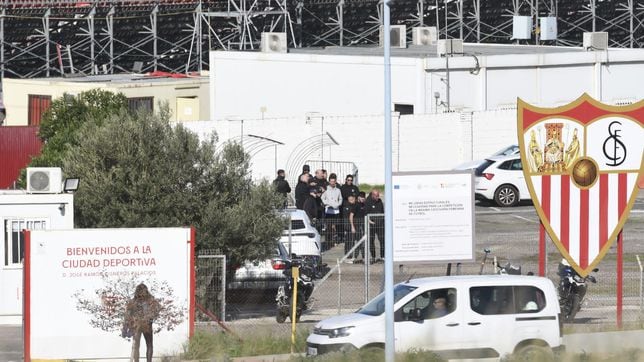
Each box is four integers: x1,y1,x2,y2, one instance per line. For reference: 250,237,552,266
531,173,637,269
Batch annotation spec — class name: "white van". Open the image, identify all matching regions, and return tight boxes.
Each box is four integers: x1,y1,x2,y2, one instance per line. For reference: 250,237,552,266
307,275,564,360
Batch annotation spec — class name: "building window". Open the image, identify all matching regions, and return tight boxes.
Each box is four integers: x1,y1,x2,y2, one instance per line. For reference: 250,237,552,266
128,97,154,113
28,95,52,126
394,104,414,115
4,219,47,266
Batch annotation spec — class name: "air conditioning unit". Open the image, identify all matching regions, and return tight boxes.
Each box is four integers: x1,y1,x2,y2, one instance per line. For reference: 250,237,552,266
539,17,557,40
27,167,63,194
512,15,532,40
437,39,463,56
411,26,437,46
379,25,407,48
583,32,608,50
261,32,287,53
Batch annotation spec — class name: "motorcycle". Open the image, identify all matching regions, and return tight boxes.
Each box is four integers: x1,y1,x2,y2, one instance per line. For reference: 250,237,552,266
496,261,524,275
274,255,315,323
557,260,598,323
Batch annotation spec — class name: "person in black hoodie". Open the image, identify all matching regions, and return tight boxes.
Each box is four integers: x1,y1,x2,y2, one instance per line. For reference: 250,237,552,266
365,189,385,262
272,169,291,208
303,186,322,227
340,174,359,201
353,191,367,261
295,165,312,209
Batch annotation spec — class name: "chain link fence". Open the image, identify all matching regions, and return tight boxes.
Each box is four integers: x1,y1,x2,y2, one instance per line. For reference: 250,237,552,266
196,211,644,335
195,251,226,322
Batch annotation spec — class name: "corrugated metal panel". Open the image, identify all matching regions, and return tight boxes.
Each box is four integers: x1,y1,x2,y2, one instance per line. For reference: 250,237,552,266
0,126,42,189
28,95,52,126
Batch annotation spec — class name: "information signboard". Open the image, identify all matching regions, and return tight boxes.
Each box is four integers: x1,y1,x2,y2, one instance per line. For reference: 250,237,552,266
392,171,475,263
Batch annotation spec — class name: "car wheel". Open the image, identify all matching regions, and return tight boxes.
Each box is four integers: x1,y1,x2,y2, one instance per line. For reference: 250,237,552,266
515,344,554,362
494,185,519,207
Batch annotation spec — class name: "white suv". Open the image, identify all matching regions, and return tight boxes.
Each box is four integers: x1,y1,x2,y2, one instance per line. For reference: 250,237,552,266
474,154,530,207
307,275,563,360
279,209,322,267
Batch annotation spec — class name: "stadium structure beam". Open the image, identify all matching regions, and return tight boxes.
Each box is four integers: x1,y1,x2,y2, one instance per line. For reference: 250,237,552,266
199,0,291,50
0,0,642,86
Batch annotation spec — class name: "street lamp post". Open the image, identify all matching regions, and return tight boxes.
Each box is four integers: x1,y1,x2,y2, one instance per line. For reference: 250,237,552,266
383,0,395,361
226,117,245,147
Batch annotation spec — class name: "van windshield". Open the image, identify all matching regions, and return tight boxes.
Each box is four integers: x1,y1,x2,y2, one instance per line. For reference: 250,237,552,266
357,284,417,316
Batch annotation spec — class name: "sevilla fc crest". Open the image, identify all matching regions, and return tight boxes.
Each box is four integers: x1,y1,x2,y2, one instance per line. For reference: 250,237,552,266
518,94,643,276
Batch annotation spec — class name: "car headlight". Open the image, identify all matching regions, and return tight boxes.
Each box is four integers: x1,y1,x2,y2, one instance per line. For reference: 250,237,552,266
329,326,354,338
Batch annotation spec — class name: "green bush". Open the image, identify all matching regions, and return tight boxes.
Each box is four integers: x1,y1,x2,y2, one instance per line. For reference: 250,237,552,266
183,329,308,359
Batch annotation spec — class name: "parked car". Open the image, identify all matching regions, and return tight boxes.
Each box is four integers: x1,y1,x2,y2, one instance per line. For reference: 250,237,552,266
306,275,563,360
474,154,530,207
227,210,323,293
227,241,290,292
279,209,322,269
454,144,519,171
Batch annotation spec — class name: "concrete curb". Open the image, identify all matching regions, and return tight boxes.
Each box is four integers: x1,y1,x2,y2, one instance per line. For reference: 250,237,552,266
230,353,304,362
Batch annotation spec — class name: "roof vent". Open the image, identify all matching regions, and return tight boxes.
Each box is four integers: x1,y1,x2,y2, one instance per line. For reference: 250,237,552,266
583,32,608,50
437,39,463,56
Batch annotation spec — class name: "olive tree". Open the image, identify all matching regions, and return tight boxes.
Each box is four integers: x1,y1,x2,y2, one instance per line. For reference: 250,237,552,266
62,106,285,263
33,89,128,168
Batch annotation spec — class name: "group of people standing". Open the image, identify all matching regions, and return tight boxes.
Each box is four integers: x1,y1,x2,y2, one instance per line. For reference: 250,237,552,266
273,165,386,263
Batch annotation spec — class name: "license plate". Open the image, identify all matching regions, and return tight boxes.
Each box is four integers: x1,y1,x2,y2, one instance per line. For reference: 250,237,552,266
307,346,318,356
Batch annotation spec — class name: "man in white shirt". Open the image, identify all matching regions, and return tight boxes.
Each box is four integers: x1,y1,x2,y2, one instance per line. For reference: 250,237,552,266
321,173,343,247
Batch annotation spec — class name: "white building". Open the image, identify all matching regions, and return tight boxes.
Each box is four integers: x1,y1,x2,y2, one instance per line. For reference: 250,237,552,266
0,190,73,324
209,44,644,120
196,44,644,184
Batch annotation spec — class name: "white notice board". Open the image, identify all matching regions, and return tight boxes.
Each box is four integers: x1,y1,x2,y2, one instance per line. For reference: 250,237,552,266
392,171,475,263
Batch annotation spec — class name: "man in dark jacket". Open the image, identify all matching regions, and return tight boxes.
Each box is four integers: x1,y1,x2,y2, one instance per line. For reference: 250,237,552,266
303,187,322,226
340,174,360,201
272,169,291,208
353,191,367,261
295,165,312,209
365,189,385,262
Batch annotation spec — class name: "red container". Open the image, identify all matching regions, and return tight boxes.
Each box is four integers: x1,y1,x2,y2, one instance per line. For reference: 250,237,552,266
0,126,42,189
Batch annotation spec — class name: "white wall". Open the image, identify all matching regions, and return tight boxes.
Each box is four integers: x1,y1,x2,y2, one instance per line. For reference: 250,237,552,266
425,49,644,111
204,46,643,186
0,192,73,324
209,51,424,120
182,110,515,185
210,47,644,120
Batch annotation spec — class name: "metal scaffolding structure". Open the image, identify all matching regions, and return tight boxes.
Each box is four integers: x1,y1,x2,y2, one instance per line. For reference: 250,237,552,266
0,0,641,83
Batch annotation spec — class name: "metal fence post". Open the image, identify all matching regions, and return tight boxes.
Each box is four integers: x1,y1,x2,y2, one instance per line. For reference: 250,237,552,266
337,258,342,315
222,254,226,322
365,215,370,303
637,255,643,321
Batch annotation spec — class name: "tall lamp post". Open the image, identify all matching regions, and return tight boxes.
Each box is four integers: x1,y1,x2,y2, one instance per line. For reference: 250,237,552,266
305,112,325,167
383,0,394,361
226,116,245,148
